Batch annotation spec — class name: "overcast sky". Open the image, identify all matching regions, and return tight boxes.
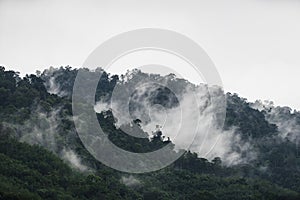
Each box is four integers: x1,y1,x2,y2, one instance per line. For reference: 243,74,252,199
0,0,300,109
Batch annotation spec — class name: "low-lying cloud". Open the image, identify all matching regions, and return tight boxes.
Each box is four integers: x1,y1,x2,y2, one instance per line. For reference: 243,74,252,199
95,70,256,166
252,100,300,143
2,105,89,171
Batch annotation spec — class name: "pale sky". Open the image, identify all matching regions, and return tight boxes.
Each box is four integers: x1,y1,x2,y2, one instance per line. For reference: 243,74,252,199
0,0,300,109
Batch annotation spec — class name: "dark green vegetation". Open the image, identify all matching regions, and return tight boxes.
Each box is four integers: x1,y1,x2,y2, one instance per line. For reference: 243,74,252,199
0,66,300,199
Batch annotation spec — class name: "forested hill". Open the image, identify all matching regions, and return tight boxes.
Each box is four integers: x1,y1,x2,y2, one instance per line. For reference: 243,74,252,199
0,66,300,200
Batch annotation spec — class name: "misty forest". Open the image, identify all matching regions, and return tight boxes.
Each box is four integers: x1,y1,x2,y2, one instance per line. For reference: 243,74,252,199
1,66,300,200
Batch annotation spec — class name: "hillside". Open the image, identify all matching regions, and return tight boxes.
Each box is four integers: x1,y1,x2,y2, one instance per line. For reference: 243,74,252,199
0,66,300,199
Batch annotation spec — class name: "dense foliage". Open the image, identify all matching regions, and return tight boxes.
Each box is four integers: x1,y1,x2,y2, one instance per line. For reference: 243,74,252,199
0,66,300,199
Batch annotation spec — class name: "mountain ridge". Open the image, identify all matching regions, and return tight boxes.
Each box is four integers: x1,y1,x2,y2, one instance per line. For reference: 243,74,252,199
0,66,300,199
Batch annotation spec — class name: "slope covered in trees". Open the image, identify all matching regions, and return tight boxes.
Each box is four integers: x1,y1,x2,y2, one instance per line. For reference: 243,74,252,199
0,66,300,199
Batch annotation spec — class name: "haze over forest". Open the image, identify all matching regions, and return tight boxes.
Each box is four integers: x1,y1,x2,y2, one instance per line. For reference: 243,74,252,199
0,66,300,199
